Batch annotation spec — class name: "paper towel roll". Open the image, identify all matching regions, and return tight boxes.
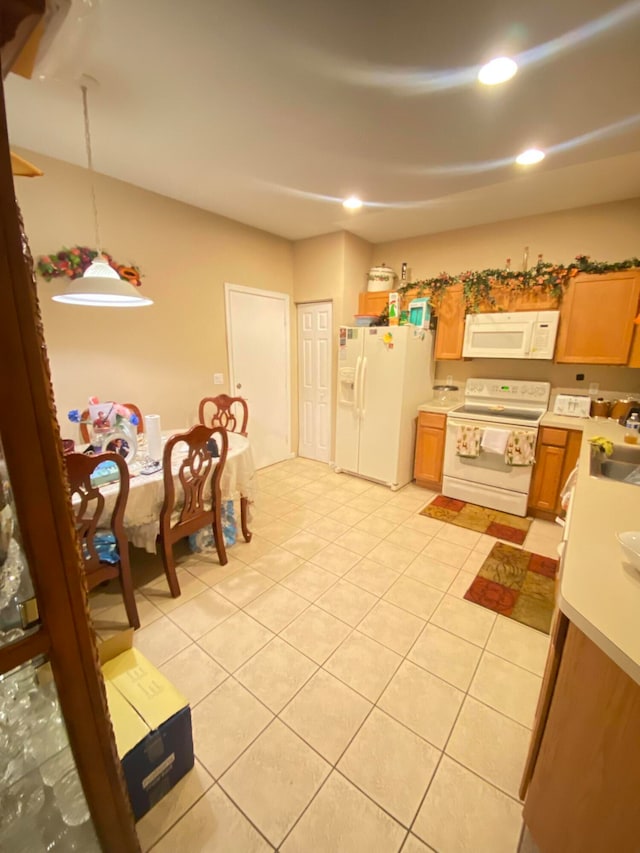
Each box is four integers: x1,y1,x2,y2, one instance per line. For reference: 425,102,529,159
145,414,162,461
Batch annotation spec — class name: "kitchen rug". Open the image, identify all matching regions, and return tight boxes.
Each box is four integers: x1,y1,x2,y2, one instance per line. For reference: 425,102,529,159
464,541,558,634
420,496,532,545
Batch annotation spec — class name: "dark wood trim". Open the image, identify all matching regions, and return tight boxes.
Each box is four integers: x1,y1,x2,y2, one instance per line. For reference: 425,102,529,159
0,70,139,851
0,628,50,676
0,0,45,77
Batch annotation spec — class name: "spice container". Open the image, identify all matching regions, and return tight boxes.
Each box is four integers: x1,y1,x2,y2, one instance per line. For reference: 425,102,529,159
590,398,610,418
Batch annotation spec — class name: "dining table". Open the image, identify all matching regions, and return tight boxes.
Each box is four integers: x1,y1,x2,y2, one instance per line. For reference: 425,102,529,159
89,430,257,554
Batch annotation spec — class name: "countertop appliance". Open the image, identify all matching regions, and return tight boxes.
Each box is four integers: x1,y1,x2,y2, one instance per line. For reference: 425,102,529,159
552,394,591,418
443,378,551,516
335,326,434,489
462,310,560,360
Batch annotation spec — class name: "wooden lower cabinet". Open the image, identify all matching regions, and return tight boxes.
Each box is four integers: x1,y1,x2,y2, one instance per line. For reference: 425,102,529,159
523,621,640,853
414,412,446,488
529,427,581,518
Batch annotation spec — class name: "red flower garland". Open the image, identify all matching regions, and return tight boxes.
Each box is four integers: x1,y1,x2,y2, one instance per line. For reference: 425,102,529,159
36,246,143,287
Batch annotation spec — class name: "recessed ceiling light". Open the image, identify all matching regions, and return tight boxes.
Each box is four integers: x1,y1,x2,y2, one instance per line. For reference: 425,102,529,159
343,196,363,210
515,148,545,165
478,57,518,85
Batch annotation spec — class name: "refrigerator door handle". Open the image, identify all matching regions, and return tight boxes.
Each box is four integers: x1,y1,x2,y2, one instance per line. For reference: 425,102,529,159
359,356,368,418
354,355,362,416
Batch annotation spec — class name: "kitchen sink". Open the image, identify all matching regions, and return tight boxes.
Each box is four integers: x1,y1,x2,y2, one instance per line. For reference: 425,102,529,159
590,443,640,485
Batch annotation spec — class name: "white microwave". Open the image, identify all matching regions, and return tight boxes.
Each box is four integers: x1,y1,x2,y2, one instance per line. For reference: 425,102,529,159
462,310,560,360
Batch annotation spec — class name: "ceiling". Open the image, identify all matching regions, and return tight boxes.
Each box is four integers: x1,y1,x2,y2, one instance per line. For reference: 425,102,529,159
5,0,640,243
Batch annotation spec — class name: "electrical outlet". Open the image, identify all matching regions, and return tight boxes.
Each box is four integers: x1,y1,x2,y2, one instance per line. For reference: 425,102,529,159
213,373,224,385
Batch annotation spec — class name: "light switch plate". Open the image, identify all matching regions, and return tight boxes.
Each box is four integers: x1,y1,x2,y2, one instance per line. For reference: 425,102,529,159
213,373,224,385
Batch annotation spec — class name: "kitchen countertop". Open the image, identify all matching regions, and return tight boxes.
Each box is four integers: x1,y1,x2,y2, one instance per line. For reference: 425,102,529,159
418,400,460,414
420,407,618,429
540,412,590,430
559,419,640,685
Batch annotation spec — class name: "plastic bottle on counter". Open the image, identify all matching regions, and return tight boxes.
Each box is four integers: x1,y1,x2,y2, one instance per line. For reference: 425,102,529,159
624,412,640,444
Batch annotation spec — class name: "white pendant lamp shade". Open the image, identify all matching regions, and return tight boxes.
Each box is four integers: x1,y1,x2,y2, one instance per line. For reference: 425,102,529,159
52,258,153,307
52,78,153,308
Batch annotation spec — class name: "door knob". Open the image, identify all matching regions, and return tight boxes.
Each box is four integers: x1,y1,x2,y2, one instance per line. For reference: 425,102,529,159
236,383,242,389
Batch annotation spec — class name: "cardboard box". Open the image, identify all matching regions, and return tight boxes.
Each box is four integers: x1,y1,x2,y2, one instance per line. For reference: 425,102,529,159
100,631,194,821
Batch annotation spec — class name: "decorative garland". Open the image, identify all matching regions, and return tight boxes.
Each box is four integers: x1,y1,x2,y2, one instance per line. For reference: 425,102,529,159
397,255,640,313
36,246,143,287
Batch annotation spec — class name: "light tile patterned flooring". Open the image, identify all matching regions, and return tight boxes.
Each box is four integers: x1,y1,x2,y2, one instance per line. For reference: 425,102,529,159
89,458,562,853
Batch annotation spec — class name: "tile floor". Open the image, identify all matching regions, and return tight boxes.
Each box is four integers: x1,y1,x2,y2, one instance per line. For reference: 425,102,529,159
89,458,562,853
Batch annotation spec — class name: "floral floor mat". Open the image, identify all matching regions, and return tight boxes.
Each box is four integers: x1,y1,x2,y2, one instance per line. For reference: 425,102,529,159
420,495,532,545
464,541,558,634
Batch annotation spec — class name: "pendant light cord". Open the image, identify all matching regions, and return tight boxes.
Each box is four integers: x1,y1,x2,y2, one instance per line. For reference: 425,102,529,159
81,83,102,256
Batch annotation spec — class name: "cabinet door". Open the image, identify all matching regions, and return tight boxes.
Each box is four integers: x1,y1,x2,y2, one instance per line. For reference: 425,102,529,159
414,420,445,486
555,430,581,515
520,610,569,799
555,272,640,364
358,291,389,317
523,623,640,853
434,284,465,359
529,442,565,512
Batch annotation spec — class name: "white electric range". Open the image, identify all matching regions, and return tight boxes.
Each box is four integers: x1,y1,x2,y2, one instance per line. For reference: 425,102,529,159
442,378,551,516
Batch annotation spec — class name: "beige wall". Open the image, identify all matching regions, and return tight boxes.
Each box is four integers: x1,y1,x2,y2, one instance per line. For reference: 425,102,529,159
343,231,373,322
373,198,640,281
15,148,296,446
18,148,640,456
292,231,372,457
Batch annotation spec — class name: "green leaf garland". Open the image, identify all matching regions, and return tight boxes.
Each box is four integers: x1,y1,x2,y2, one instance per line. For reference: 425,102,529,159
396,255,640,312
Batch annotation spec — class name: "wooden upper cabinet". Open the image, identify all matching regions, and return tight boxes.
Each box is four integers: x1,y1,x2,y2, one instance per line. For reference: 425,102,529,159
555,271,640,364
358,290,390,317
434,284,465,360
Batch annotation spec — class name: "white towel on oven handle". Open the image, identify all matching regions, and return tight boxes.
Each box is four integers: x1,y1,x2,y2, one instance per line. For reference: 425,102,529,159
480,427,511,455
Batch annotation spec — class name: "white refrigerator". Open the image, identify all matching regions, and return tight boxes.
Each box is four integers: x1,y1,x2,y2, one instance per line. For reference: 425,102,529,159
335,326,435,489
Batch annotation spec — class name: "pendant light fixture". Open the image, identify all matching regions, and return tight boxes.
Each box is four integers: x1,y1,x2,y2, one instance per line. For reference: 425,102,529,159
52,77,153,307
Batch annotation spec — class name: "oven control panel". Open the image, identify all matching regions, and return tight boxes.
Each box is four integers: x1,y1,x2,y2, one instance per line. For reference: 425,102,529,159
464,379,551,406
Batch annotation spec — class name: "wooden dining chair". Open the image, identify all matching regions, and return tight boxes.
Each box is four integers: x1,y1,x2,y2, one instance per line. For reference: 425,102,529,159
65,451,139,629
198,394,252,543
198,394,249,436
79,402,144,442
158,424,228,597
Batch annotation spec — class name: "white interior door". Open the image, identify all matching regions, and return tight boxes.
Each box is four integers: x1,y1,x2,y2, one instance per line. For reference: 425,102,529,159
297,302,332,462
225,283,291,469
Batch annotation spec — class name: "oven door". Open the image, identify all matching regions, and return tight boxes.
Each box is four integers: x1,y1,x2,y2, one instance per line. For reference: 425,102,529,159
443,417,536,492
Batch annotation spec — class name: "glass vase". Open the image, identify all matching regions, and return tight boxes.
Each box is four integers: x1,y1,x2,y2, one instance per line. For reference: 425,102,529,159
102,419,138,466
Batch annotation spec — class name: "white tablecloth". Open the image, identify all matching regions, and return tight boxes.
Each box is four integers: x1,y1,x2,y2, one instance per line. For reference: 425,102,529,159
95,431,256,553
